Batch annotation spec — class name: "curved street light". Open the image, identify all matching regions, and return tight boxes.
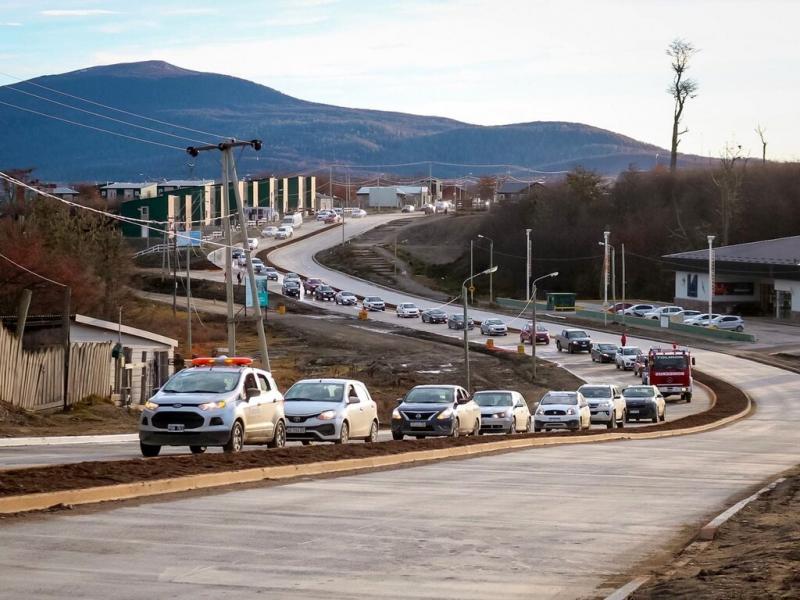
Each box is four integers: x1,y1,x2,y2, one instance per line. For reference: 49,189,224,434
531,271,559,381
462,265,498,391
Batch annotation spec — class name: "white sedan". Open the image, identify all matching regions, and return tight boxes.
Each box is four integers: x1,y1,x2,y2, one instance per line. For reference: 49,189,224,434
261,226,278,237
684,312,720,326
247,237,259,250
708,315,745,331
396,302,420,318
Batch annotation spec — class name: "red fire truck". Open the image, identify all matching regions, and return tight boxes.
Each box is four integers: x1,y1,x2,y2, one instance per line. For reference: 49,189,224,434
645,346,696,402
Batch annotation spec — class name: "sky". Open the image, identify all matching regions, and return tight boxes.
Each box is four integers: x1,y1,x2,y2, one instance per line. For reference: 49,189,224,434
1,0,799,160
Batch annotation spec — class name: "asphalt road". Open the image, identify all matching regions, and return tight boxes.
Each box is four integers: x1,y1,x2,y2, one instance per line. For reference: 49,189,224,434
1,212,797,599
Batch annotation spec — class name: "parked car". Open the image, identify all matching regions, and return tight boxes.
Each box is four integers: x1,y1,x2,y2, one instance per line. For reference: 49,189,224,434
281,280,301,298
247,237,259,251
615,346,643,370
622,304,656,317
261,226,278,237
334,291,358,305
283,379,379,444
262,266,279,281
520,322,550,344
324,213,342,224
577,384,626,429
396,302,421,318
591,343,619,363
474,390,530,434
391,385,480,439
139,356,286,456
314,285,336,301
401,204,416,213
421,308,448,324
708,315,745,332
447,314,475,330
532,391,590,432
643,306,684,320
275,226,293,239
363,296,386,311
608,302,633,314
250,258,265,274
684,312,720,326
303,278,323,295
554,328,592,353
480,318,508,336
623,385,666,423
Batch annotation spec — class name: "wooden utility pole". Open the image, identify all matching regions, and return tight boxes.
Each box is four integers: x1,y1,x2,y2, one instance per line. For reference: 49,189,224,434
62,286,71,411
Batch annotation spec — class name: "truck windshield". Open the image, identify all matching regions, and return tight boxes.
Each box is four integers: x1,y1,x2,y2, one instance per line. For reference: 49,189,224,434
653,356,688,370
567,331,587,338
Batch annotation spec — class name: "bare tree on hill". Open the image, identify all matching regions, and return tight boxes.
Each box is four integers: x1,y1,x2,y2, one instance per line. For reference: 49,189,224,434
667,39,699,172
755,124,767,164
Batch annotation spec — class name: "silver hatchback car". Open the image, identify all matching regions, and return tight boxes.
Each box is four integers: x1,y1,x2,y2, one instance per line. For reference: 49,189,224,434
139,357,286,456
283,379,380,444
474,390,531,434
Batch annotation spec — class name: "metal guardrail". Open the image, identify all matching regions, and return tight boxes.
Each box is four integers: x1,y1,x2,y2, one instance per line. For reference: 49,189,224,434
133,244,169,258
495,297,757,343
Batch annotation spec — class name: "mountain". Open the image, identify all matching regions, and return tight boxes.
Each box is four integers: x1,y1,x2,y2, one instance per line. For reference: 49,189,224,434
0,60,701,181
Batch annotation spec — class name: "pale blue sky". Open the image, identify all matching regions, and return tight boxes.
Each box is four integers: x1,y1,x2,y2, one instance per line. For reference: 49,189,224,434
1,0,798,160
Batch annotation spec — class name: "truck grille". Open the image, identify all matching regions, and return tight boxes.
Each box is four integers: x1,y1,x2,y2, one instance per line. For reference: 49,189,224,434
152,411,205,429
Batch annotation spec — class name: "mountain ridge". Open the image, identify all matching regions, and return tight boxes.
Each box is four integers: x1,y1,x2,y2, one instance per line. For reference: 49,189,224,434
0,61,701,181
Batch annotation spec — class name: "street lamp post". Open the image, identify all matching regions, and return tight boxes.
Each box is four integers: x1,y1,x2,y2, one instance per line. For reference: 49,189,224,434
707,235,715,319
598,241,616,321
602,231,610,326
531,271,559,381
525,228,532,300
477,234,494,304
463,266,499,391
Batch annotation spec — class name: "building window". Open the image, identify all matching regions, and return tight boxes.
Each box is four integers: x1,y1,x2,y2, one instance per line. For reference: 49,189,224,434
687,274,698,298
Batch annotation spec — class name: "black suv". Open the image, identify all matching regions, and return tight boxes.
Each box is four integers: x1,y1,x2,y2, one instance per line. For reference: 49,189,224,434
554,328,592,353
314,285,336,301
282,280,300,298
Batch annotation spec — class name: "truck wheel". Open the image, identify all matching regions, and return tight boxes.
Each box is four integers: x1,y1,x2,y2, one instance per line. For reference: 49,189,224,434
685,393,692,403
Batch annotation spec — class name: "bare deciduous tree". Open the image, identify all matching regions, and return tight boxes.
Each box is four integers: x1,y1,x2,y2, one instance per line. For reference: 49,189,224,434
711,144,746,246
755,124,767,164
667,39,699,172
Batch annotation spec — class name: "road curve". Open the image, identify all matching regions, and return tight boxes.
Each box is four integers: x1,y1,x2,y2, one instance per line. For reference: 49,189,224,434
0,213,797,600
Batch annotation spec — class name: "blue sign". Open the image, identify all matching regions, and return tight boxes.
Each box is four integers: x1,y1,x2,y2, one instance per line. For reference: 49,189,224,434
245,275,270,309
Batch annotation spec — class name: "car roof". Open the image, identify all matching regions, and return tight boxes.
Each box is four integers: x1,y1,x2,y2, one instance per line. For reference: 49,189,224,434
412,384,460,389
474,389,516,395
294,378,358,384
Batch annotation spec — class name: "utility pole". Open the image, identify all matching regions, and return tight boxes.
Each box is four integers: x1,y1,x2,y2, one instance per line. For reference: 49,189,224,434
478,234,494,304
708,235,715,319
621,243,626,328
462,266,498,391
186,241,192,356
221,151,236,353
525,229,532,300
603,230,610,326
188,139,267,365
62,286,71,410
469,240,474,304
171,219,178,317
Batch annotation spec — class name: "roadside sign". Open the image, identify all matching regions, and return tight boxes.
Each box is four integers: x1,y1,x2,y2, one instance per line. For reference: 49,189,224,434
245,275,269,308
469,285,476,293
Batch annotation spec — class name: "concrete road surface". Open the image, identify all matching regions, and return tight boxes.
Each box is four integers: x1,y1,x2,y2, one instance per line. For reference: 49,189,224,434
1,213,796,599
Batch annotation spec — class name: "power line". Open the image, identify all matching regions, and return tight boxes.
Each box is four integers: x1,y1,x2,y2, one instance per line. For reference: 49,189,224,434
0,251,67,287
1,85,215,146
0,70,231,140
0,99,186,151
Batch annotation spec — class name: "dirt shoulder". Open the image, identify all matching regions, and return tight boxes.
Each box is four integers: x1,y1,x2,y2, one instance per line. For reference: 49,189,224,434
0,370,745,498
0,398,140,438
632,465,800,599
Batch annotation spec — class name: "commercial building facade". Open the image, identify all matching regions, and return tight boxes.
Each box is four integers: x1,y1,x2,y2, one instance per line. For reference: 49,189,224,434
665,235,800,321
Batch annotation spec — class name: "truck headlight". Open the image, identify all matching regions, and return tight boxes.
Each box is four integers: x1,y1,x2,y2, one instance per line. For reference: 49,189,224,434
437,408,454,420
199,400,227,411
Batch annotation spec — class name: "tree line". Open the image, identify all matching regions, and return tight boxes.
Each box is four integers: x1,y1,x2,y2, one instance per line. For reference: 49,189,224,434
471,163,800,303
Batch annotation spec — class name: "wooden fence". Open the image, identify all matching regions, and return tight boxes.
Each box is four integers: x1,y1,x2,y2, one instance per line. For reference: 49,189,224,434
0,325,111,412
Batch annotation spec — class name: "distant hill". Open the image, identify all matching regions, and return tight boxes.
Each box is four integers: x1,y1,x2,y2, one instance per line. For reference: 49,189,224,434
0,60,706,181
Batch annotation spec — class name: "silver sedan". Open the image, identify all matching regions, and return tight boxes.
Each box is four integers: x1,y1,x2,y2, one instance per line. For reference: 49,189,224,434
474,390,531,434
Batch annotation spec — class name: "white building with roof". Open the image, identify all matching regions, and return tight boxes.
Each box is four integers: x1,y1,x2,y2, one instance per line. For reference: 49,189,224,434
100,182,158,202
356,185,430,208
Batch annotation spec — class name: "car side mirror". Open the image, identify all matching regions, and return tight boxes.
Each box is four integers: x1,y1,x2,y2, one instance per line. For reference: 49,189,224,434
456,396,469,405
396,397,404,405
245,387,260,400
348,395,360,404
